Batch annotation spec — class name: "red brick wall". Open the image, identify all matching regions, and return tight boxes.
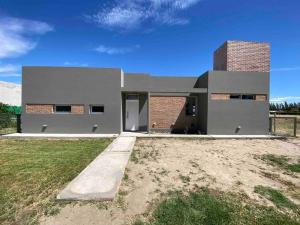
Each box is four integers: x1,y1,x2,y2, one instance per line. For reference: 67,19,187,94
26,104,85,114
213,43,227,71
211,93,230,100
26,104,54,114
150,96,198,130
255,94,267,101
71,105,84,114
214,41,270,72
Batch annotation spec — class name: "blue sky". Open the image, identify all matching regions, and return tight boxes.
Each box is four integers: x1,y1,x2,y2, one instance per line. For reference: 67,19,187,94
0,0,299,103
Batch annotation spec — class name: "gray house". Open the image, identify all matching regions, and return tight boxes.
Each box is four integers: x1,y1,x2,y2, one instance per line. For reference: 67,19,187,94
21,40,270,135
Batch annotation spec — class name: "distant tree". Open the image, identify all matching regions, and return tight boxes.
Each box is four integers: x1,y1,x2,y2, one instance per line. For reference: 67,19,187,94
269,101,300,113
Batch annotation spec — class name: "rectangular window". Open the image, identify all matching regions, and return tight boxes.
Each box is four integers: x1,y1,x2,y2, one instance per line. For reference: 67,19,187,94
186,97,197,116
242,94,255,100
55,105,71,113
230,94,241,99
90,105,104,114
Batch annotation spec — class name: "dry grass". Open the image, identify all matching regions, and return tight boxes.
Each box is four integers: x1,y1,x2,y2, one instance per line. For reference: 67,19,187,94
41,138,300,225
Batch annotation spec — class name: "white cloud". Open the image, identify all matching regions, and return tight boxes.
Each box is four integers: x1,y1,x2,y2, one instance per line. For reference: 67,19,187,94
270,96,300,103
0,16,53,59
87,0,201,30
0,64,21,77
63,61,89,67
271,66,300,72
95,44,140,55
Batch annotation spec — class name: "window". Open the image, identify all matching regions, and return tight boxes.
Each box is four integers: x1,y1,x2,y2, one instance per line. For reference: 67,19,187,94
186,97,197,116
230,94,241,99
242,94,255,100
90,105,104,114
126,94,139,100
55,105,71,113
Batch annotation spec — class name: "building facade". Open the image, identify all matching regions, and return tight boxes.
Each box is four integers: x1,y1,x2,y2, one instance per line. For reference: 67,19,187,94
21,41,270,135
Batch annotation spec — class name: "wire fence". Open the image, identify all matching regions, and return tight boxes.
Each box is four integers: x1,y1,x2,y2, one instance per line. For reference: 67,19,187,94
269,116,298,137
0,113,20,135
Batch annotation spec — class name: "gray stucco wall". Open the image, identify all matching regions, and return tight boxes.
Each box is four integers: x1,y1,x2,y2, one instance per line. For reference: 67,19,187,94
123,74,206,93
22,67,122,133
138,93,148,131
206,71,270,135
21,67,269,135
195,72,209,133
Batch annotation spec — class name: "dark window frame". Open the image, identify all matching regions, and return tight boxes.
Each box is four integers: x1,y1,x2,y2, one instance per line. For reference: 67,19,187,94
89,105,104,114
54,105,72,114
242,94,255,100
230,94,241,99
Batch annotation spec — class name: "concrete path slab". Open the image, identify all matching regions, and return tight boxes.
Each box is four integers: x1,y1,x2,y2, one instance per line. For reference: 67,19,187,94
57,136,136,201
120,132,285,139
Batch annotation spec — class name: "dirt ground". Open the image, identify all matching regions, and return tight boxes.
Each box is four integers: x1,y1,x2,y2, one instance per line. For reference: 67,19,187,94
41,138,300,225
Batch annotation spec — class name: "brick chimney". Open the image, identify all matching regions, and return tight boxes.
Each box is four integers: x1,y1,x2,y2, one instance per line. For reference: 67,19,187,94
213,41,270,72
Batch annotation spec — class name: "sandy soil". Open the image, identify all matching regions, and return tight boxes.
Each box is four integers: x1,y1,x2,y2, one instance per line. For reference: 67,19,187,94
41,138,300,225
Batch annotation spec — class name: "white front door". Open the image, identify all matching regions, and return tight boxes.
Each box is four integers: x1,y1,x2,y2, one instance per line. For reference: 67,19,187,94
125,97,139,131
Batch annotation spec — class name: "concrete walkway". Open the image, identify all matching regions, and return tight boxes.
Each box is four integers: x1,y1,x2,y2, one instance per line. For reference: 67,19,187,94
121,132,286,139
57,136,136,201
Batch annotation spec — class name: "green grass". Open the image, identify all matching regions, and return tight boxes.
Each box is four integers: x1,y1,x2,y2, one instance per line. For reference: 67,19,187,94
262,154,300,173
0,138,112,225
254,185,297,209
0,127,17,135
135,188,300,225
179,174,191,184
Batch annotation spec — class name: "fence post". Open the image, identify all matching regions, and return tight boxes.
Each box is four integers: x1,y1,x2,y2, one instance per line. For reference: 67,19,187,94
294,117,297,137
274,113,276,134
17,114,21,133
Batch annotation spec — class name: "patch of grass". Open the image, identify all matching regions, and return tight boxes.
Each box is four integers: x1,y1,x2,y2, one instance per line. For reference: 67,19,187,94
254,185,297,210
0,138,112,225
0,127,17,135
262,154,300,173
130,149,140,163
134,219,145,225
179,174,191,184
135,188,300,225
287,163,300,173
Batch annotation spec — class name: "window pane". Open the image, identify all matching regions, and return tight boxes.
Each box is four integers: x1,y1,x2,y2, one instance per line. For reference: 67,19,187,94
126,95,139,100
242,95,255,100
55,105,71,113
90,105,104,113
230,94,241,99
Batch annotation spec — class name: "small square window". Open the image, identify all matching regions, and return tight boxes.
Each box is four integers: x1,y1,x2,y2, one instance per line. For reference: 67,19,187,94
90,105,104,114
55,105,71,113
230,94,241,99
242,95,255,100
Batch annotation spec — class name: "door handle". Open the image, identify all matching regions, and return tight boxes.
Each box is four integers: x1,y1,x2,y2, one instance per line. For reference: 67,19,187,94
126,111,129,118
